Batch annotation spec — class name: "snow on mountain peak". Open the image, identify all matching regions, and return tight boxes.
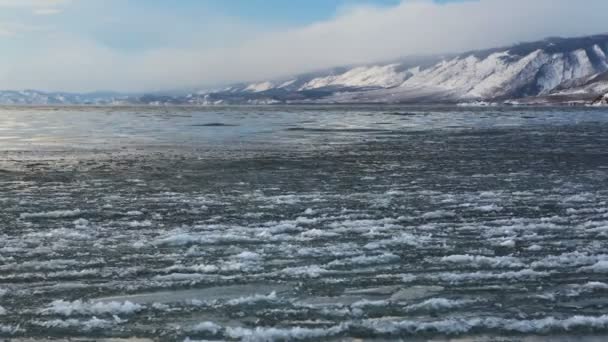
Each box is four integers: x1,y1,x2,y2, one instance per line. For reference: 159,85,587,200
245,81,275,93
299,64,407,91
278,79,297,88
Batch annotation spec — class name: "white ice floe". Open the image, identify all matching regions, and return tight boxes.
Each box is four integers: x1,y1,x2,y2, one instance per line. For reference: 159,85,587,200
581,260,608,273
295,243,361,258
191,321,223,334
428,269,550,283
364,232,429,250
581,281,608,290
532,252,608,269
303,208,315,215
25,228,92,240
0,324,22,334
280,265,328,278
362,314,608,335
350,299,389,309
527,244,543,252
127,220,152,228
475,204,504,212
43,299,143,316
153,232,201,246
457,101,498,107
20,209,82,219
164,264,218,274
132,240,146,249
0,305,6,315
1,259,83,272
441,255,523,269
2,268,100,282
33,317,116,331
300,228,340,238
73,218,89,228
327,253,400,268
421,210,457,220
163,256,262,274
153,273,208,282
568,282,608,297
499,239,516,248
226,292,278,306
406,298,478,311
188,313,608,340
153,230,257,247
151,303,171,311
226,325,344,342
234,251,261,261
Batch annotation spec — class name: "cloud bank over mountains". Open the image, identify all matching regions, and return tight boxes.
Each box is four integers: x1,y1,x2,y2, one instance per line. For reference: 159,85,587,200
1,0,608,92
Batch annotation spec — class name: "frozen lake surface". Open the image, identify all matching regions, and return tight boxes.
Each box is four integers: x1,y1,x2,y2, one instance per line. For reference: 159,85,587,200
2,105,608,341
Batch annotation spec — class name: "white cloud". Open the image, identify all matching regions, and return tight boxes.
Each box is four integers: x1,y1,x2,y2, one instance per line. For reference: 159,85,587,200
0,0,70,16
2,0,608,92
0,27,14,37
0,0,70,8
0,22,49,37
33,8,62,15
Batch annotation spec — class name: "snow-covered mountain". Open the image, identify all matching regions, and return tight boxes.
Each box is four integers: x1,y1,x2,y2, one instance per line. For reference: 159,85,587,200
0,90,130,105
192,34,608,105
521,70,608,105
592,92,608,106
2,34,608,105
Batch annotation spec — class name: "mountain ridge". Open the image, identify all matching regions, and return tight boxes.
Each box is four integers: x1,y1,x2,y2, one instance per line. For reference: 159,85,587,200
2,33,608,106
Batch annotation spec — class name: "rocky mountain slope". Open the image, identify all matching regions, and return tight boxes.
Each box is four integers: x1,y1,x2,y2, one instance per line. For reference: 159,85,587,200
2,34,608,105
515,70,608,105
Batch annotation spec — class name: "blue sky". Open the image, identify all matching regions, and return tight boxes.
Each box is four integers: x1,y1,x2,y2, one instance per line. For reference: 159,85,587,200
0,0,606,92
0,0,409,51
198,0,403,24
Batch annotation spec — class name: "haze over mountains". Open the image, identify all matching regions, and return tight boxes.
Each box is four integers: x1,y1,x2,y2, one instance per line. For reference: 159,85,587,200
2,34,608,106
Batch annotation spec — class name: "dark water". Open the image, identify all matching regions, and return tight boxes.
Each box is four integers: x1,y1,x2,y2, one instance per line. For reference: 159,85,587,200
2,105,608,341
